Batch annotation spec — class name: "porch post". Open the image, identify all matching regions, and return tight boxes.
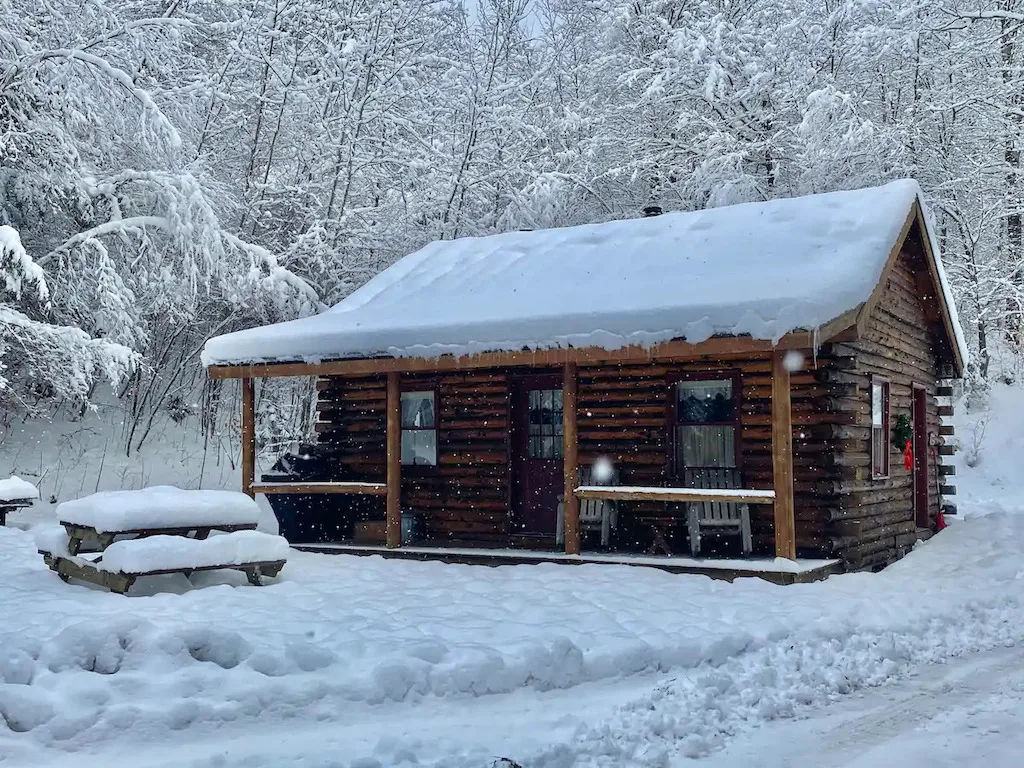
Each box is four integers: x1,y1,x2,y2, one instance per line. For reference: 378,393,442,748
771,351,796,559
241,377,256,499
563,362,581,555
385,371,402,548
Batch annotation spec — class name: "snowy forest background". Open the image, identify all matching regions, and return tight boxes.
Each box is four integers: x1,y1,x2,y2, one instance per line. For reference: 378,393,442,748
3,0,1024,489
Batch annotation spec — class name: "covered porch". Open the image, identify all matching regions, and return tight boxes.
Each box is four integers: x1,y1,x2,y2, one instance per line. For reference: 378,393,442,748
218,339,812,566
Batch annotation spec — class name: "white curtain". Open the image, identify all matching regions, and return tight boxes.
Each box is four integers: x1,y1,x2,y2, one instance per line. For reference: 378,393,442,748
677,425,736,468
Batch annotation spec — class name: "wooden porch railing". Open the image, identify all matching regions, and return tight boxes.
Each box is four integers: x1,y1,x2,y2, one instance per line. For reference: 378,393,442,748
574,486,775,505
251,482,387,496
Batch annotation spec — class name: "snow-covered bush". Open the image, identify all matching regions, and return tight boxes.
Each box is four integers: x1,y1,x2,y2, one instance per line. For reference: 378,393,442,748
1,225,135,408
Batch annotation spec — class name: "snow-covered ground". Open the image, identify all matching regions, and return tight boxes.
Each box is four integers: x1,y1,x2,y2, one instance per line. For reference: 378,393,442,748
3,505,1024,766
1,385,1023,766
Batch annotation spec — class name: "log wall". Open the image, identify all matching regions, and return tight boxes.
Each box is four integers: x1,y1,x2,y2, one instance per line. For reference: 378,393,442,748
316,372,512,543
822,240,950,571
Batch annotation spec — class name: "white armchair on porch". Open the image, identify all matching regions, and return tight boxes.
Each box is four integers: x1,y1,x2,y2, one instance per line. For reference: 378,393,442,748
556,465,619,548
683,467,753,557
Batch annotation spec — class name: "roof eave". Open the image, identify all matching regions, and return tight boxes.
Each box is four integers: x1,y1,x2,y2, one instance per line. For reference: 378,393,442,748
206,328,843,380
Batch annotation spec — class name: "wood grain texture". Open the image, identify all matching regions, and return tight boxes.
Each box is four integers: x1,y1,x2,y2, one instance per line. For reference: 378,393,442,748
771,351,796,560
241,377,256,499
562,362,581,555
253,482,387,495
386,372,401,548
576,487,775,504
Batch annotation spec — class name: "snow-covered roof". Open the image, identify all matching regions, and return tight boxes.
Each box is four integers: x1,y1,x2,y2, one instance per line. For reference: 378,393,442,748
202,180,967,369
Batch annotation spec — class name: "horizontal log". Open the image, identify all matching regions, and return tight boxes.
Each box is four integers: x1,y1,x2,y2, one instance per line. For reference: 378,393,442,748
937,405,954,417
938,445,956,456
253,482,387,495
939,425,955,436
938,464,955,476
845,548,898,571
940,484,956,495
833,509,914,535
832,520,917,549
841,535,899,561
937,385,954,397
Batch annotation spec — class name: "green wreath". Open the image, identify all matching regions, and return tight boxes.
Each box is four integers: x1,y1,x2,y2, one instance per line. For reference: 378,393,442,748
892,413,913,449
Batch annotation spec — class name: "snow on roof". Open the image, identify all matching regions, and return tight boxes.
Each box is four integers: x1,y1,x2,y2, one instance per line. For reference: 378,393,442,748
202,180,966,367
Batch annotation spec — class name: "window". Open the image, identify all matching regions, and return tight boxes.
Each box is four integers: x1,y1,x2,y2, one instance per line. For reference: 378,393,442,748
871,378,890,479
674,377,738,471
401,391,437,466
528,389,563,459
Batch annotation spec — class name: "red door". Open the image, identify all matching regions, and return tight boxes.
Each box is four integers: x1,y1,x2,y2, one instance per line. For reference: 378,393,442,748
511,376,563,535
913,385,930,528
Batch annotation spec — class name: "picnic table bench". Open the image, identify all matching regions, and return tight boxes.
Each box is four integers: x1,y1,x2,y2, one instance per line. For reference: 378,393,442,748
37,487,288,595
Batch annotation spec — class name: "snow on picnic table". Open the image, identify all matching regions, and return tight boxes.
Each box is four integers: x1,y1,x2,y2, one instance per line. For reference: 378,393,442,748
0,475,38,503
2,510,1024,766
99,531,289,574
55,486,260,532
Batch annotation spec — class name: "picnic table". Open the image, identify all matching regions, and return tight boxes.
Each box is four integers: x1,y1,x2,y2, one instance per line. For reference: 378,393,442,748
37,487,288,595
0,475,39,526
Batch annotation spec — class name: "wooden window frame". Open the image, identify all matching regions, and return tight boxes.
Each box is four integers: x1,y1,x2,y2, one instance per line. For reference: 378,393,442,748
400,386,439,471
666,370,743,478
870,376,891,480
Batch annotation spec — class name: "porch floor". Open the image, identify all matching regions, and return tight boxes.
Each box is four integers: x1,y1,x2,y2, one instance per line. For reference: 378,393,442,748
291,542,842,585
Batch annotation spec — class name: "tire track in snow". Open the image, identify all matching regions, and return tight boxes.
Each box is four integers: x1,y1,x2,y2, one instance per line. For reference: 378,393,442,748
516,607,1024,767
809,645,1024,767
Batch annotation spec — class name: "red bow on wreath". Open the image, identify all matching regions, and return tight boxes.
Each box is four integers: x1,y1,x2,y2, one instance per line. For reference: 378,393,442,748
903,439,914,471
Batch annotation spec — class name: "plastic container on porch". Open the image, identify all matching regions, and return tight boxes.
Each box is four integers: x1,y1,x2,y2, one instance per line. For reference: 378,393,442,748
352,510,422,545
401,509,423,544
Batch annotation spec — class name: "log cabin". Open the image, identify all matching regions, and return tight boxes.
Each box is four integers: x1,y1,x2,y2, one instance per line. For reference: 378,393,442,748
203,180,967,577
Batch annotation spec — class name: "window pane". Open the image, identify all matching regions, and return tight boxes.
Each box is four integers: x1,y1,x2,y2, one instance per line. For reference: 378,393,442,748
678,379,734,423
401,391,435,428
401,429,437,466
871,383,884,426
540,435,552,459
872,427,887,476
677,425,736,468
541,390,553,424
